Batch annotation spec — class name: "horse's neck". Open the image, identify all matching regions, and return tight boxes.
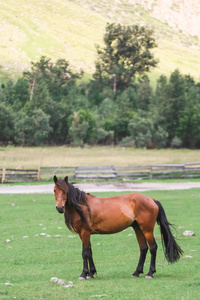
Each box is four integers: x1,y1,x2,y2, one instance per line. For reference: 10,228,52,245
65,202,75,215
64,203,84,234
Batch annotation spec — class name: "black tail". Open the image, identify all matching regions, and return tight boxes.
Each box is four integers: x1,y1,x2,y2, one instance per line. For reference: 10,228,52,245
155,200,183,263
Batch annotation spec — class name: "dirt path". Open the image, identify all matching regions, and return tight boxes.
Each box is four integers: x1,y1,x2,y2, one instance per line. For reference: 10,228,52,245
0,181,200,194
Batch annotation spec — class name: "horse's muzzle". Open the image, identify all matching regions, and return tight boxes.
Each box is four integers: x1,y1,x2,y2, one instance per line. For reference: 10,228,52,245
56,206,64,214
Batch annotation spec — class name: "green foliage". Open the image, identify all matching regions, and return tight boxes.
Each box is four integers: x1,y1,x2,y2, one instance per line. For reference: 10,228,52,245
23,56,83,103
14,111,35,145
14,109,52,146
97,98,116,119
116,90,135,118
95,127,114,145
165,70,187,140
32,109,52,145
0,80,15,106
135,76,152,110
0,103,15,144
114,117,131,143
68,109,96,146
94,23,158,93
128,110,169,149
177,86,200,148
0,43,199,148
128,112,153,148
171,136,182,148
119,136,135,147
13,78,30,111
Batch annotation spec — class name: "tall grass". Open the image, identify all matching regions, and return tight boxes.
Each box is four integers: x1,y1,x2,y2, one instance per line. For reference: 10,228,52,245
0,146,200,169
0,189,200,299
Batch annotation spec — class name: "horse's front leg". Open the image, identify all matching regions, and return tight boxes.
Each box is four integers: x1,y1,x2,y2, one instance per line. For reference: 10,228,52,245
79,230,96,280
87,244,97,279
79,243,90,280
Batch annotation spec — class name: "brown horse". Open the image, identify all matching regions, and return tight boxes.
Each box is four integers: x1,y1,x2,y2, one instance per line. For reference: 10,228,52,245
53,176,183,280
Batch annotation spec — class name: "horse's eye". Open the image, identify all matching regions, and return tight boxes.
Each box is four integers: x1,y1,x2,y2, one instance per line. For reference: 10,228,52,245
53,190,56,193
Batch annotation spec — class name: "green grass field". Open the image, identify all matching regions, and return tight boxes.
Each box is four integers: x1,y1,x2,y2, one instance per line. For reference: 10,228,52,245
1,189,200,299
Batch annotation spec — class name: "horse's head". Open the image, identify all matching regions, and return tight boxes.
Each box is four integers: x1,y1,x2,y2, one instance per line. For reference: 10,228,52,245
53,175,69,214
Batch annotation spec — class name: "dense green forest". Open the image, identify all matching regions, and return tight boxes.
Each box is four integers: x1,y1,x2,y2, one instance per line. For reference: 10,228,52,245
0,24,200,149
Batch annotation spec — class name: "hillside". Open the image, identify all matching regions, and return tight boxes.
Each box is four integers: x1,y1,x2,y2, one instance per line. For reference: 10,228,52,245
131,0,200,40
0,0,200,83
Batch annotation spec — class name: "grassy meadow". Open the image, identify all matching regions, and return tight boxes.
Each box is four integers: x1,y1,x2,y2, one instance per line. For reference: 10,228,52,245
0,189,200,299
0,146,200,170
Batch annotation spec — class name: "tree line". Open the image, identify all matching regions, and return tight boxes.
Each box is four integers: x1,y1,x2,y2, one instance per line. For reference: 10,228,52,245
0,23,200,148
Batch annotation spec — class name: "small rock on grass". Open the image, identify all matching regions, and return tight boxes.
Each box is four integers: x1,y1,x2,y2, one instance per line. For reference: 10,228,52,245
90,295,108,298
183,230,194,236
50,277,66,285
1,282,14,286
50,277,59,283
57,279,67,285
64,282,75,288
51,277,75,286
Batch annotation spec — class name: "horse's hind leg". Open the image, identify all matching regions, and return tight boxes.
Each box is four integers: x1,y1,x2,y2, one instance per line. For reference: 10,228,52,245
143,232,157,279
138,222,158,279
131,221,148,278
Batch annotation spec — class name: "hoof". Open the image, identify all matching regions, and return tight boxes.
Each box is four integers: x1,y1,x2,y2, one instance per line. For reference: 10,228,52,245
145,275,153,279
86,275,94,280
131,274,139,278
78,276,86,280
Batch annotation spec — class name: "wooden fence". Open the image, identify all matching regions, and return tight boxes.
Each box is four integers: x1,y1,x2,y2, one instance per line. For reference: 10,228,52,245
40,162,200,181
1,168,39,183
1,162,200,183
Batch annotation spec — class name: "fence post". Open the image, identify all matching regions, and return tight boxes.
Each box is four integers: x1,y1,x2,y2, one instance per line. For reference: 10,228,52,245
37,167,41,181
150,166,152,180
2,168,6,183
183,164,186,178
37,158,43,181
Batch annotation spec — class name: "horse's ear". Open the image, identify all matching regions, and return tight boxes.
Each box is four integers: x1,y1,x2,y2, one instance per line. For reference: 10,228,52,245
64,176,68,184
53,175,58,183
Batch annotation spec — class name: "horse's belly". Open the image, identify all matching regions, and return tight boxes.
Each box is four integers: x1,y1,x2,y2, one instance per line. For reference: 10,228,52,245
94,224,133,234
92,208,135,234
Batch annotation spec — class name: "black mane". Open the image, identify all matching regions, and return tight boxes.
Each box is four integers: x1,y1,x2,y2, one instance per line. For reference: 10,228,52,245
56,180,91,232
